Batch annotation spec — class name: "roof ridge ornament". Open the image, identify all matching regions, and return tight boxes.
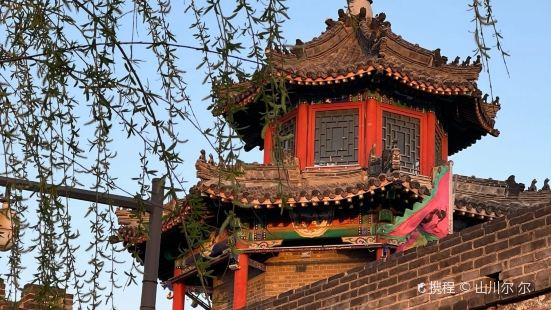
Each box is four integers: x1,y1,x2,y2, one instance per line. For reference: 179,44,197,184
348,0,373,19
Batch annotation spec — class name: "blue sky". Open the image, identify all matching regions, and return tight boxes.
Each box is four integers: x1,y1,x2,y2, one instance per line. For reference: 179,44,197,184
173,0,551,186
1,1,550,309
152,1,550,308
275,0,551,185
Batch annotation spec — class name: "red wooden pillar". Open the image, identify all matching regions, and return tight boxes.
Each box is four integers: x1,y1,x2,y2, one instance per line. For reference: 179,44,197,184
376,247,384,261
423,111,437,175
358,100,367,167
366,98,379,158
233,253,249,309
295,103,309,170
172,268,186,310
442,133,449,162
263,125,273,164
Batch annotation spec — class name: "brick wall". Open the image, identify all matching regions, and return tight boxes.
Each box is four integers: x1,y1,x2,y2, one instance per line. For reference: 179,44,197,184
0,281,73,310
262,250,368,298
212,269,266,310
0,279,4,303
212,250,370,309
246,205,551,310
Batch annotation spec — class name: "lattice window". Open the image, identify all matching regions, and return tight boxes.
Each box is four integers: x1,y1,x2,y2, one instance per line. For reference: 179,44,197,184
273,117,296,162
435,123,444,166
314,109,359,165
382,111,420,174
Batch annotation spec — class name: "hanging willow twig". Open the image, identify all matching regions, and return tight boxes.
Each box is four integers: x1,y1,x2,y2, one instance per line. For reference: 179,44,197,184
469,0,510,99
0,0,508,308
0,0,290,307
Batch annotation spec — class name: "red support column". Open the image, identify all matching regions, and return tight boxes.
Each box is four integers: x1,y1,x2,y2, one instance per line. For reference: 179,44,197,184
295,103,309,170
442,132,449,162
366,98,379,159
376,244,390,261
376,247,384,261
263,125,273,165
358,100,367,167
424,111,437,175
233,253,249,310
172,269,186,310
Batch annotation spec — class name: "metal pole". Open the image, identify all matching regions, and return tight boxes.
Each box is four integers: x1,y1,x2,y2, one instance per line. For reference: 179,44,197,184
0,176,165,308
140,178,164,309
0,176,152,211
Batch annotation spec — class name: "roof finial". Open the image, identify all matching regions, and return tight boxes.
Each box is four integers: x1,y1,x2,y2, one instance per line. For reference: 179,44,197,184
348,0,373,18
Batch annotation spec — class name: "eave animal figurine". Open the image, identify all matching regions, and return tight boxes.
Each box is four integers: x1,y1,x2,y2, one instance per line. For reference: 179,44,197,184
540,178,550,192
528,179,538,191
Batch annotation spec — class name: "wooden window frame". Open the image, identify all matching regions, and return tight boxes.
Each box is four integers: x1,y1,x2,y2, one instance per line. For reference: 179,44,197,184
263,109,298,164
306,102,366,168
376,103,433,176
436,121,449,164
263,100,438,176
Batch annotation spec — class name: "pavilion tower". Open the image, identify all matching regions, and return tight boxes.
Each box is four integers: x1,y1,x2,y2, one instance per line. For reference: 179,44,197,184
116,1,501,309
192,0,498,306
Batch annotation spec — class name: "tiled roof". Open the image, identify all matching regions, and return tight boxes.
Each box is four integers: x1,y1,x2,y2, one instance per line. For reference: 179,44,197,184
116,200,189,243
228,12,485,105
216,9,500,155
453,175,551,219
195,159,551,220
269,15,482,95
196,157,431,208
116,156,551,244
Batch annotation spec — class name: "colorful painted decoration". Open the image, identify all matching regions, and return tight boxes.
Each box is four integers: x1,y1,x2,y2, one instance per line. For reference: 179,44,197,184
379,165,452,252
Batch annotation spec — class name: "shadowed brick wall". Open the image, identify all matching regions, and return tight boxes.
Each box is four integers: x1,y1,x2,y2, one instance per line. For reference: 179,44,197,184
246,205,551,310
212,250,370,309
